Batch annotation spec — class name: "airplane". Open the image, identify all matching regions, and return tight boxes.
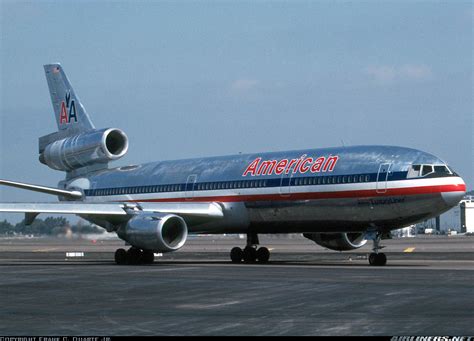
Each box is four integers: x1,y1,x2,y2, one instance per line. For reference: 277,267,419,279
0,63,467,266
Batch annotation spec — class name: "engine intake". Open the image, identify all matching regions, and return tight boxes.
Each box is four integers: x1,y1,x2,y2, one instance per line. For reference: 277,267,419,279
118,213,188,252
39,128,128,171
303,232,367,251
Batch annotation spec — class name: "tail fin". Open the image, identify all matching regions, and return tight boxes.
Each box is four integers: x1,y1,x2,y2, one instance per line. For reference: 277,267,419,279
44,63,95,133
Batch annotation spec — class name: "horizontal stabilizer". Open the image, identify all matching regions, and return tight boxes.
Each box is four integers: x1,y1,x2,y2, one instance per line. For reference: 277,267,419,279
0,179,83,199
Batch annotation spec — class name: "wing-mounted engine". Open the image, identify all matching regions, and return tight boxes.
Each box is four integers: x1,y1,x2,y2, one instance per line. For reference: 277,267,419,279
303,232,367,251
39,128,128,171
117,213,188,252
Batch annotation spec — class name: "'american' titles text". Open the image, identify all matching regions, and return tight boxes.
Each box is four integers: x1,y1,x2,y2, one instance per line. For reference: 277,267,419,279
243,155,339,177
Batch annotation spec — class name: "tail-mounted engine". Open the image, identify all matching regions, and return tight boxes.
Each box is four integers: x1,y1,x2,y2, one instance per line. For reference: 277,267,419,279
303,232,367,251
39,128,128,171
117,213,188,252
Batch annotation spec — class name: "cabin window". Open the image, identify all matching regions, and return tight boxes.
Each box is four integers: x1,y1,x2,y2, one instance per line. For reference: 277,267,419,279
365,175,370,182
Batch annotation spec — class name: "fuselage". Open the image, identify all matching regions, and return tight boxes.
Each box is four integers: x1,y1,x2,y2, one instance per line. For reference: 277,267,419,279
69,145,466,234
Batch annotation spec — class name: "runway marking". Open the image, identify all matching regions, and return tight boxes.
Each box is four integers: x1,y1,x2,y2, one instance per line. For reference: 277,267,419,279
177,300,241,309
32,248,59,252
404,247,416,253
126,267,198,273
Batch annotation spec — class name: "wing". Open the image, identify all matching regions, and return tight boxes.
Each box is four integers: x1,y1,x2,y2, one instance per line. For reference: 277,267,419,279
0,201,224,225
0,179,224,226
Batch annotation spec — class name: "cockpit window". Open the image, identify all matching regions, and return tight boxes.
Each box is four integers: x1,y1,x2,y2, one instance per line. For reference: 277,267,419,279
434,165,450,175
407,165,421,178
421,165,433,176
407,164,452,178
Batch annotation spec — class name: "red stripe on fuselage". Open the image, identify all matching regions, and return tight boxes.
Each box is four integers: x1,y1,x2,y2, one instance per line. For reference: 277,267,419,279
125,183,466,203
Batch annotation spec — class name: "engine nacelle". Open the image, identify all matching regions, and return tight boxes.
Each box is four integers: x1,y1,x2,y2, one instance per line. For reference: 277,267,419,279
118,213,188,252
39,128,128,171
303,232,367,251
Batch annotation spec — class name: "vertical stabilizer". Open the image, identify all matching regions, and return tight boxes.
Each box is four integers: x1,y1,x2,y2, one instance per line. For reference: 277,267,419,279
44,63,95,134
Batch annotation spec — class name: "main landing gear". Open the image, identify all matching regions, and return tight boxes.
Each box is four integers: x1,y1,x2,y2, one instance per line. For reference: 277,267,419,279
114,247,155,265
368,231,387,266
230,233,270,264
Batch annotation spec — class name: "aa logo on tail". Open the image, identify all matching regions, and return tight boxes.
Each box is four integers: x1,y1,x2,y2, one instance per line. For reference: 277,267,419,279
59,90,78,124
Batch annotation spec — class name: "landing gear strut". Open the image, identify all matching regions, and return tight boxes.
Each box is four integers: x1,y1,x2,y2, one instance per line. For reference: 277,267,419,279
115,247,154,265
368,231,387,266
230,233,270,264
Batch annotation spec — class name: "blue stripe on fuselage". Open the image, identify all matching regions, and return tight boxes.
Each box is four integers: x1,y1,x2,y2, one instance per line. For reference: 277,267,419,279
85,171,413,197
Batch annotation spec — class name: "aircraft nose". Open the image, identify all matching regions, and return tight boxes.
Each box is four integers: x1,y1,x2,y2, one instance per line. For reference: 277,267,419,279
441,177,466,207
442,191,465,207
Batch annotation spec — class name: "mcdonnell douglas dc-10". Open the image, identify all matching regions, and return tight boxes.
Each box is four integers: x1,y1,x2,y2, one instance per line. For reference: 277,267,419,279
0,64,466,266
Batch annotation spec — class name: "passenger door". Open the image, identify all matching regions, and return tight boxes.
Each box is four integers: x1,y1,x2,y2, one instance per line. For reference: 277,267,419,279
376,163,391,194
280,164,296,197
185,174,198,200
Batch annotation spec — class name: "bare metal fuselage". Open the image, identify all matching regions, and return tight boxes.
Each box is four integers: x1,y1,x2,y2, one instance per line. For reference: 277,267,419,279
72,145,465,235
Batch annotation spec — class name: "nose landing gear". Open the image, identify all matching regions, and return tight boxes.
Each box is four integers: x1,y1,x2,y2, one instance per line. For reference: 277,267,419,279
230,233,270,264
368,231,387,266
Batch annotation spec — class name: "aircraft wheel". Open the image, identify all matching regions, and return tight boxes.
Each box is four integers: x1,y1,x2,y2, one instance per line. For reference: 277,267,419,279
369,253,377,266
256,247,270,263
142,250,154,264
127,247,143,265
114,248,127,265
369,252,387,266
243,246,257,263
376,253,387,266
230,247,243,263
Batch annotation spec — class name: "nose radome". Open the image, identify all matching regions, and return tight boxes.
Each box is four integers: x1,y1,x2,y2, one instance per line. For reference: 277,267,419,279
442,177,466,207
442,191,465,207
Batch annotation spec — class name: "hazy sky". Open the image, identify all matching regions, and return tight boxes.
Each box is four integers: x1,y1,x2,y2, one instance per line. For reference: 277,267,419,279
0,1,472,222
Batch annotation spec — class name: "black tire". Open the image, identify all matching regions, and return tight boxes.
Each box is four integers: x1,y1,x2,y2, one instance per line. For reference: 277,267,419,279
376,253,387,266
368,252,377,266
142,250,154,264
256,247,270,263
126,248,143,265
243,246,257,263
114,248,127,265
230,247,243,263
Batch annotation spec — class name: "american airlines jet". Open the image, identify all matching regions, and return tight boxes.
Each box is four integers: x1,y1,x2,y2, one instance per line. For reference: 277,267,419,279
0,64,466,266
